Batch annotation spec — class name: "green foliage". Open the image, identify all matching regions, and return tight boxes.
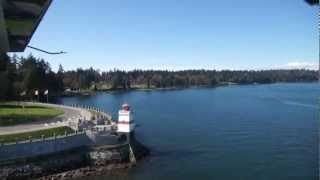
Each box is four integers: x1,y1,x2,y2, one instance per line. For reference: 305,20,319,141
94,69,318,90
0,54,16,100
0,105,64,126
0,126,74,144
63,67,100,90
0,53,318,100
0,53,64,101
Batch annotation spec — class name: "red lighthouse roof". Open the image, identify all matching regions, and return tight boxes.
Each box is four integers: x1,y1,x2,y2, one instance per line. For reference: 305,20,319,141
121,103,130,111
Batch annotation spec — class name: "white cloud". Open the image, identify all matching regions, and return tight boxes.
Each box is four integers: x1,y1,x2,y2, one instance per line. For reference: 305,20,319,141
276,61,318,70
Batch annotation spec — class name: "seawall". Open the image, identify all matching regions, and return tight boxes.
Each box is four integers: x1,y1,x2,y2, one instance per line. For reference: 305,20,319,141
0,102,149,179
0,136,149,180
0,130,123,162
0,132,90,162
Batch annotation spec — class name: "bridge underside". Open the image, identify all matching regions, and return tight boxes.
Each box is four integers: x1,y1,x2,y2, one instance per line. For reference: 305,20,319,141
0,0,52,53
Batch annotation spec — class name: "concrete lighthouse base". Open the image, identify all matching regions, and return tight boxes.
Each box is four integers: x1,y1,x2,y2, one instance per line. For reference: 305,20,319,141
126,132,150,161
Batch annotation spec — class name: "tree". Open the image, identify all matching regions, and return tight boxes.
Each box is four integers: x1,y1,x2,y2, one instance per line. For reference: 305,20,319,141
305,0,319,5
0,53,15,100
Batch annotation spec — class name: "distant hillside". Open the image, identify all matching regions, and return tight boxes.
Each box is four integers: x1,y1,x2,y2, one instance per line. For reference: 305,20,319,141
0,54,318,100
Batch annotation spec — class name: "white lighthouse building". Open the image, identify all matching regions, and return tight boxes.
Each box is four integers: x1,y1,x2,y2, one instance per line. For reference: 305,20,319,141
117,103,135,133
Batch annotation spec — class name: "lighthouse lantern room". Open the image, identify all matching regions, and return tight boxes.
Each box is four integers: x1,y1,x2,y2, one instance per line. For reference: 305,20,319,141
117,103,134,133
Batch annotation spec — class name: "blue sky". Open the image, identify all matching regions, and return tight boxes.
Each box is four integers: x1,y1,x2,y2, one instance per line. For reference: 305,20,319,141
17,0,318,71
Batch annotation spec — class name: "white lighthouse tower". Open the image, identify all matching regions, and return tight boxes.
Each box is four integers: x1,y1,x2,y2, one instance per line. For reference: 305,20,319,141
117,103,135,133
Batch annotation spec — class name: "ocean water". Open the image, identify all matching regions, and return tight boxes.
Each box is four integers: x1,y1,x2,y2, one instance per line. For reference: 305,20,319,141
58,83,319,180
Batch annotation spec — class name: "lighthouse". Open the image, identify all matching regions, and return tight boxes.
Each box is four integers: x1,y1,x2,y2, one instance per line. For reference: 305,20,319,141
117,103,135,134
117,103,139,163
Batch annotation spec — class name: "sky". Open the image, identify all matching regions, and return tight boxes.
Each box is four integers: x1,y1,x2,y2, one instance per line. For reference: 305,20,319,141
16,0,319,71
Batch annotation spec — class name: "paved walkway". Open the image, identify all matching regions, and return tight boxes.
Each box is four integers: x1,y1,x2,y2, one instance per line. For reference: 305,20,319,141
0,102,92,135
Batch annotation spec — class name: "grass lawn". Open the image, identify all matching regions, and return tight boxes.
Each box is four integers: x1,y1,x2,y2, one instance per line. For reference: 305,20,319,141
0,105,64,126
0,126,75,144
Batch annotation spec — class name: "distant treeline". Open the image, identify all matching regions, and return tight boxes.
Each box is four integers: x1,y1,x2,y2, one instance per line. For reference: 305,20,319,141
0,54,318,100
0,54,63,101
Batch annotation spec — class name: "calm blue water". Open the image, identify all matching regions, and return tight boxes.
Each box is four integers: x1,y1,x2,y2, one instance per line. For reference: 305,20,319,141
58,83,319,180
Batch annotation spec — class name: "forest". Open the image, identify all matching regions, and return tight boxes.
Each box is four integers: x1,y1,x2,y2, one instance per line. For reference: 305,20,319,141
0,54,318,101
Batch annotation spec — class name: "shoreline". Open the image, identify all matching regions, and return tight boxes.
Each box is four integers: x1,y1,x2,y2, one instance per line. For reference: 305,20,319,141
63,82,233,95
62,81,318,97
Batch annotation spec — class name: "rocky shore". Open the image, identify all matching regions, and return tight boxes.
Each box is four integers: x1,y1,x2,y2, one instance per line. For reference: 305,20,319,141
0,139,149,180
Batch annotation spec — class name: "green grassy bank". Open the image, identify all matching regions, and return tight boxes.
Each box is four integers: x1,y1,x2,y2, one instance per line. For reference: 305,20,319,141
0,126,75,144
0,105,64,126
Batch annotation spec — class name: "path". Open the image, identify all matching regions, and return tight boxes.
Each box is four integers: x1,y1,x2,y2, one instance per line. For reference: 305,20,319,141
0,102,92,135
